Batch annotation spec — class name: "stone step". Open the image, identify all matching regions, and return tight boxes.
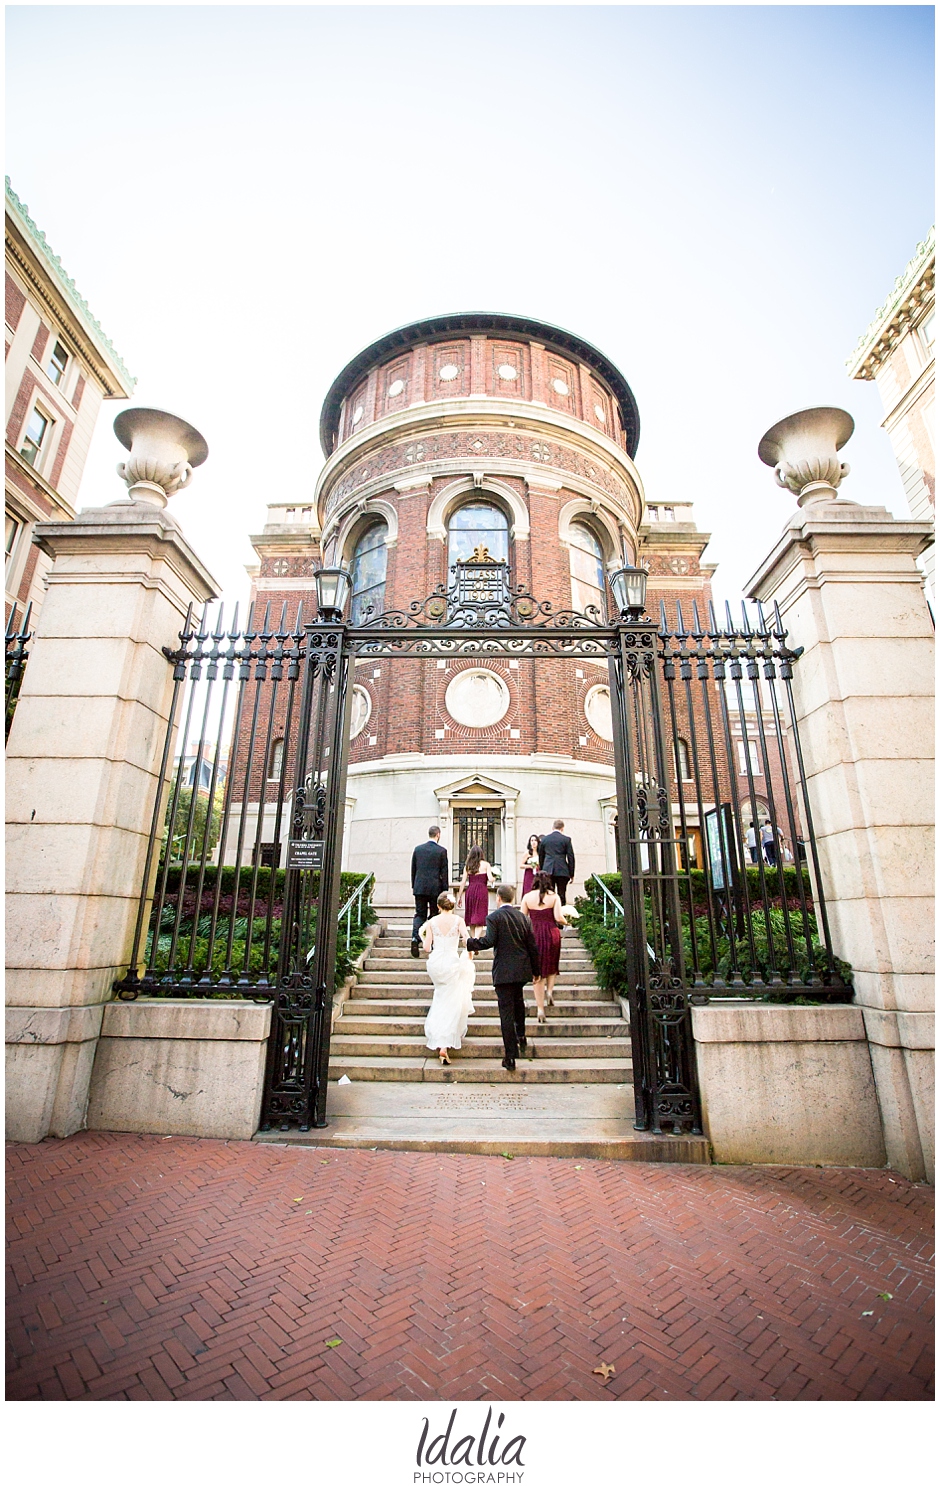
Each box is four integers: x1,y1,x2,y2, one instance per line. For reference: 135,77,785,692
362,951,591,974
370,940,589,957
358,968,600,987
340,998,623,1021
353,981,607,1002
327,1056,634,1084
331,1034,632,1060
335,1016,628,1039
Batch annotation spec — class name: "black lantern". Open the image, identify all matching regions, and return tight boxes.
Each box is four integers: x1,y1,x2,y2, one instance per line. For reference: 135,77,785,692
314,566,352,621
609,564,648,620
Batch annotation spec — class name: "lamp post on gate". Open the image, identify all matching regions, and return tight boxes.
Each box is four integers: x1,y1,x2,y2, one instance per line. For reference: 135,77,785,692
609,563,649,621
314,566,353,623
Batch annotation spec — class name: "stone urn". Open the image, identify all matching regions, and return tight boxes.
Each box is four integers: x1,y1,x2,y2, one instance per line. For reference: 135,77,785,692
758,407,854,506
113,407,209,507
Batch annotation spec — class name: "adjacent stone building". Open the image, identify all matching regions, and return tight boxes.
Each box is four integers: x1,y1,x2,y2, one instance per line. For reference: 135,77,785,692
230,312,732,902
4,179,134,619
847,227,935,589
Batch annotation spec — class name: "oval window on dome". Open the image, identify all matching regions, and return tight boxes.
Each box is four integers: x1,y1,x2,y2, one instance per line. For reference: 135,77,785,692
388,379,405,397
497,364,518,381
445,669,510,728
584,684,614,742
438,364,460,381
552,378,570,396
594,404,606,423
352,406,363,425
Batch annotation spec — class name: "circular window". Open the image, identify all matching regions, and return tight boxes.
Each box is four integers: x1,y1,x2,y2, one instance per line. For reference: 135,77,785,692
584,684,614,742
444,669,510,729
594,404,606,423
388,379,405,397
351,406,363,425
438,364,460,381
350,686,372,740
552,378,570,396
497,364,518,381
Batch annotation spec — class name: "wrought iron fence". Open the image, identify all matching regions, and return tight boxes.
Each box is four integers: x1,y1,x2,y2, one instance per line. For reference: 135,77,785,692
113,601,372,1000
5,602,32,741
587,598,849,1002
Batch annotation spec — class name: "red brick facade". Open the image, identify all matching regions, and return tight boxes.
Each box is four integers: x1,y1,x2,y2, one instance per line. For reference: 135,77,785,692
235,316,723,859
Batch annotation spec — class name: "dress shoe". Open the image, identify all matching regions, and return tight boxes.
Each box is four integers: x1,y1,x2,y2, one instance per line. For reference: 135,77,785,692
410,939,420,958
501,1057,516,1072
518,1037,528,1050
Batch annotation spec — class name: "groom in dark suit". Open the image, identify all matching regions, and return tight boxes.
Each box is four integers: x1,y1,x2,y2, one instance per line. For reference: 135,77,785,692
411,826,449,957
538,819,576,904
466,884,541,1072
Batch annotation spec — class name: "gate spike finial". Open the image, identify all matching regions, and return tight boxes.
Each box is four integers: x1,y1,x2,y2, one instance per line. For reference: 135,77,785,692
706,599,719,637
740,600,753,638
659,598,669,634
675,600,688,638
724,600,735,636
690,600,704,639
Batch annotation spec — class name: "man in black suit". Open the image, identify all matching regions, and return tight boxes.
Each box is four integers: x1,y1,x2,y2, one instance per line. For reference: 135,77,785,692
411,826,449,957
466,884,541,1072
538,819,576,904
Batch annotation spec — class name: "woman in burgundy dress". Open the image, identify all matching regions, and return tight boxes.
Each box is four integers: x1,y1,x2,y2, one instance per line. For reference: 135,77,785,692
458,844,493,938
521,871,567,1022
520,834,541,898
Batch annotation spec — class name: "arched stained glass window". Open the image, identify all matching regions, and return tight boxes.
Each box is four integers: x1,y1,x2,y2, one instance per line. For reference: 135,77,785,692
447,502,510,572
349,522,388,623
569,521,607,617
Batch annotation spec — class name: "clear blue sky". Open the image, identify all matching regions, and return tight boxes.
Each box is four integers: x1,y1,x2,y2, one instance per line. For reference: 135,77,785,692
6,5,935,603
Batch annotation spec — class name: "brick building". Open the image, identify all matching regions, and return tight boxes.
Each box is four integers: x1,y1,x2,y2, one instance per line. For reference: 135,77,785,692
5,179,134,619
847,227,935,590
234,312,723,902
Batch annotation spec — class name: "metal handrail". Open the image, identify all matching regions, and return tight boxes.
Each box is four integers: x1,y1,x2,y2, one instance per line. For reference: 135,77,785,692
586,873,655,961
586,872,623,923
338,871,375,952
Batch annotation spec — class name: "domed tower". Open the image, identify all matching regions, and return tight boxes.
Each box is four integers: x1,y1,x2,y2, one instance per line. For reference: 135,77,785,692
241,312,715,903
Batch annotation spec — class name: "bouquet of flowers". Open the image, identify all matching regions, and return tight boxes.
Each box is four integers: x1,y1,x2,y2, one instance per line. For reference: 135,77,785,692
559,904,580,923
523,854,539,870
490,866,502,883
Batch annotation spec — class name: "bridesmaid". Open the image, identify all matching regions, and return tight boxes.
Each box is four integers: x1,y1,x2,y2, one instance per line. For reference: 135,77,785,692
521,871,567,1022
458,844,493,941
520,834,541,899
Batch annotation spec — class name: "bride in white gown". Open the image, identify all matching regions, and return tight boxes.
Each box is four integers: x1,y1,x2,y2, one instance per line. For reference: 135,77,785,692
419,891,476,1066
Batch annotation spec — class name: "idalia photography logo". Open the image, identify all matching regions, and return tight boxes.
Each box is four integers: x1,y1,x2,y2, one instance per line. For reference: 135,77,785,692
414,1407,527,1484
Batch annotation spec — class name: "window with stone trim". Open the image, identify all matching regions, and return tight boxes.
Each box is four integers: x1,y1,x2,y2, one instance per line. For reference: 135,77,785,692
5,510,22,578
268,737,284,782
568,520,607,617
349,521,388,623
446,502,510,572
20,405,52,468
677,737,693,781
47,340,69,386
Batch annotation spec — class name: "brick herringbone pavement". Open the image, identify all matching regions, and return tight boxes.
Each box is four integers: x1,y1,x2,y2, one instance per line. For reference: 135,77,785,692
6,1132,933,1401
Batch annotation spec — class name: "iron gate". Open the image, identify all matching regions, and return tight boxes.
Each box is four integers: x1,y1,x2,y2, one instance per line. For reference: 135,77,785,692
455,809,501,875
114,559,846,1137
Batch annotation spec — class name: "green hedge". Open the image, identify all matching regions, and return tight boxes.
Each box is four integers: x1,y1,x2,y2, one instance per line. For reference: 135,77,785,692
139,869,376,996
588,866,813,908
575,888,852,1002
158,864,370,907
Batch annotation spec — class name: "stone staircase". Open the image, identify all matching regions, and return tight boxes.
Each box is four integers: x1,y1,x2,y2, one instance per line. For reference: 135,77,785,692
329,905,632,1085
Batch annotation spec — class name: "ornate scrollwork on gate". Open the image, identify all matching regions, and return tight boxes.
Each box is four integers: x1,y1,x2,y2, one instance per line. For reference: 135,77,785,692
263,972,318,1125
347,559,617,659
